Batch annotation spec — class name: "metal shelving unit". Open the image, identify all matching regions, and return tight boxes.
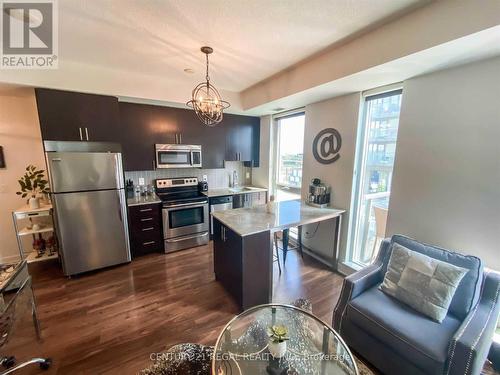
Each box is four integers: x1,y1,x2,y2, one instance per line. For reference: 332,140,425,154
11,203,58,264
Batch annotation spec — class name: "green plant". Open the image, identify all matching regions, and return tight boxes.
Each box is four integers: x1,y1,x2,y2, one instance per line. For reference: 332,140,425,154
267,325,289,343
16,165,49,199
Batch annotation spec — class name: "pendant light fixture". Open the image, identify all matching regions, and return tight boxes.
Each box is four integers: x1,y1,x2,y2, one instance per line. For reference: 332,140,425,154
187,46,230,126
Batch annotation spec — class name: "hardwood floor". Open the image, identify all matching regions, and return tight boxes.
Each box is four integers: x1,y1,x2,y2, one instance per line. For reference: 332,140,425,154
13,242,343,374
8,243,497,375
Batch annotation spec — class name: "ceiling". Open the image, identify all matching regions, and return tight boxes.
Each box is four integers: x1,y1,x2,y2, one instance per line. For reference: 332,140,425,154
3,0,498,116
59,0,426,92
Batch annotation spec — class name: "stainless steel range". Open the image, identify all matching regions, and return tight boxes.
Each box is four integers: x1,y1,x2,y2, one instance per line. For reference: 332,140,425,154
155,177,209,253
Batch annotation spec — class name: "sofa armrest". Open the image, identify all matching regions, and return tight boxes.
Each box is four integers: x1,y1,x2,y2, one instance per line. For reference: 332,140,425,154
332,262,384,332
447,271,500,375
332,238,391,332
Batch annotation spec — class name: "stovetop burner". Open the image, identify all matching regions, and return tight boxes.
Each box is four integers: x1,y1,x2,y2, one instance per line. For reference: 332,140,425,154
155,177,208,206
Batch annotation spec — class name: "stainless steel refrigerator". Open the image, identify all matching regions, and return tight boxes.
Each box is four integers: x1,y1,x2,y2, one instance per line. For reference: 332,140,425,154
45,141,131,276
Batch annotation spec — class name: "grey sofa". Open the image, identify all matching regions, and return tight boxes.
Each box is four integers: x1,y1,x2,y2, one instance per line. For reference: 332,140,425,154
333,234,500,375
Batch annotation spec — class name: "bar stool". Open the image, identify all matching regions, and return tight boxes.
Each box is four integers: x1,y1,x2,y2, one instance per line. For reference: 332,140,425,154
273,227,303,274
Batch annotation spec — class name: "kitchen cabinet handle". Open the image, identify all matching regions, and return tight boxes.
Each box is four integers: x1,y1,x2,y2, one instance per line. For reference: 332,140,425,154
140,217,154,222
143,241,155,246
152,159,155,170
85,127,89,141
140,208,153,212
142,227,154,231
223,227,227,241
79,127,83,141
220,226,224,241
179,133,182,144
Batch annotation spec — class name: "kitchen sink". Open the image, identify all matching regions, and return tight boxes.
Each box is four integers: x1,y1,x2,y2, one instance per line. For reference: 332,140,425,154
229,187,255,193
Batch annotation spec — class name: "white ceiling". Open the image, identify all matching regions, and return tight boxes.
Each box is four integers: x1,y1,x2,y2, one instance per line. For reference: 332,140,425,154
244,25,500,115
59,0,426,92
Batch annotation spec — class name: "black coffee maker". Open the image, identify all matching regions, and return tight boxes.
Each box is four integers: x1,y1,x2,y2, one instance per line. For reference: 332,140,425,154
198,180,208,192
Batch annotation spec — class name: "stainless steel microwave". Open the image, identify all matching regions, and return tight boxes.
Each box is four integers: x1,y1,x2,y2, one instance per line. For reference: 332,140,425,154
155,144,202,169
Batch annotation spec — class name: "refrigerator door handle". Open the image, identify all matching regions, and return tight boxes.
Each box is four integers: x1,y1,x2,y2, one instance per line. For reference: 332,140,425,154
117,191,123,222
113,153,124,189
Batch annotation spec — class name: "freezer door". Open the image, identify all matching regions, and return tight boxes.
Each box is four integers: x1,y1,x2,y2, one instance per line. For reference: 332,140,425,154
53,189,131,275
47,152,124,193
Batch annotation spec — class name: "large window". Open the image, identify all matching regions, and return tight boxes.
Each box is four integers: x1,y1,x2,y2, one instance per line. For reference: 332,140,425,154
347,89,402,267
273,113,305,201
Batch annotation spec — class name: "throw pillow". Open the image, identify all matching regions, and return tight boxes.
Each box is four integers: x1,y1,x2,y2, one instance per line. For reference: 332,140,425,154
380,243,467,322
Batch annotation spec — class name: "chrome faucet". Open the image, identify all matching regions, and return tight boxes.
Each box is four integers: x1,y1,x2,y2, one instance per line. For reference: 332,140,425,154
232,170,239,188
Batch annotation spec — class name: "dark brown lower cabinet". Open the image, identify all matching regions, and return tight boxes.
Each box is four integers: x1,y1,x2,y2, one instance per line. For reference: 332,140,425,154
213,218,271,311
128,203,163,257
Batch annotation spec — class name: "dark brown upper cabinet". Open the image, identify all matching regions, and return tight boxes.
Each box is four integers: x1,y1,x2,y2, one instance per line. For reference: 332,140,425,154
223,114,260,163
35,88,119,142
34,88,260,171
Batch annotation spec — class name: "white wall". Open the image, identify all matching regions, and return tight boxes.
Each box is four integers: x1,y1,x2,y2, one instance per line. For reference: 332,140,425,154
251,115,272,189
0,86,46,263
301,93,361,264
387,56,500,270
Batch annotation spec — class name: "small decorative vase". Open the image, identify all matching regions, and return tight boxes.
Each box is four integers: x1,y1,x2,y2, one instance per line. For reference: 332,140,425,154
28,196,40,209
268,340,287,358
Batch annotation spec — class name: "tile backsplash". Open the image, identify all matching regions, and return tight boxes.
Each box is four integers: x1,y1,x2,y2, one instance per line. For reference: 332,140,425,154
124,161,252,189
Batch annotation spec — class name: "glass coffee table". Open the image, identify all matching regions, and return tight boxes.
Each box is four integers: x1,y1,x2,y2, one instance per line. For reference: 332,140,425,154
213,304,359,375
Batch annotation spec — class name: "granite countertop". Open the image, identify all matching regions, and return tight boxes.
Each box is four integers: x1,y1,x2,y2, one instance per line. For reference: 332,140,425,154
212,199,345,236
203,186,268,198
127,194,162,206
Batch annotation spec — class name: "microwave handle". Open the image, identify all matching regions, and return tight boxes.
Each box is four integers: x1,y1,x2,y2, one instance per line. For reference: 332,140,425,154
191,150,197,166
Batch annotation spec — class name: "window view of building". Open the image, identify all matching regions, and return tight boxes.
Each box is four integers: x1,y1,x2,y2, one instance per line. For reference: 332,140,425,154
275,113,305,201
349,91,402,266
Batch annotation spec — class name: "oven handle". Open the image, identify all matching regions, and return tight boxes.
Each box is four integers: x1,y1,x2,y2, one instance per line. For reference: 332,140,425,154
166,232,208,243
164,201,208,210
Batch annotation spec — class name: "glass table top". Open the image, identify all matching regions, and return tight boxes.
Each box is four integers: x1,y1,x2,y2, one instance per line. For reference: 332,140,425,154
213,304,359,375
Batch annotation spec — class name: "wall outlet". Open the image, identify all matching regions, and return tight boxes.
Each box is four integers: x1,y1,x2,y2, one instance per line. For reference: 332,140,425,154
0,184,6,193
138,177,145,186
202,175,208,182
246,172,250,179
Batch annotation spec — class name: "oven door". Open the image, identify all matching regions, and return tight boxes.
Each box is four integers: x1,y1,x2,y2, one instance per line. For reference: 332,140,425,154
163,202,209,239
156,149,192,169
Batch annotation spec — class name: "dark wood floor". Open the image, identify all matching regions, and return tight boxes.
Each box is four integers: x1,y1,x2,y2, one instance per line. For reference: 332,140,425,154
14,242,343,374
8,243,497,375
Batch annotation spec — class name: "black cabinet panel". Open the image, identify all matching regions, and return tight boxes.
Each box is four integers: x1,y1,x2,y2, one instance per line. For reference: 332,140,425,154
213,219,243,306
35,88,119,142
201,122,226,169
119,102,157,171
128,203,163,257
223,113,260,163
35,88,260,170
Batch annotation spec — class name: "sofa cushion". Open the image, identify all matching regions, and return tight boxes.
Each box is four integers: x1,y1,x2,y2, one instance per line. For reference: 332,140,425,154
347,285,461,374
388,235,483,320
380,243,467,322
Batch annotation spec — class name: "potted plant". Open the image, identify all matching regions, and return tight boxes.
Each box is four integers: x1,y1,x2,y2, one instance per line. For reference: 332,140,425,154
16,165,50,209
267,325,289,358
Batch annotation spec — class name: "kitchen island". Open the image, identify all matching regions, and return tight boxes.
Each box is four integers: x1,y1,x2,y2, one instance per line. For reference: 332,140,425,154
212,199,345,310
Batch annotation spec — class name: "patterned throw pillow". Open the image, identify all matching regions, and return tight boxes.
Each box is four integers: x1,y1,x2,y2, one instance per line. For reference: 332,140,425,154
380,243,468,322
